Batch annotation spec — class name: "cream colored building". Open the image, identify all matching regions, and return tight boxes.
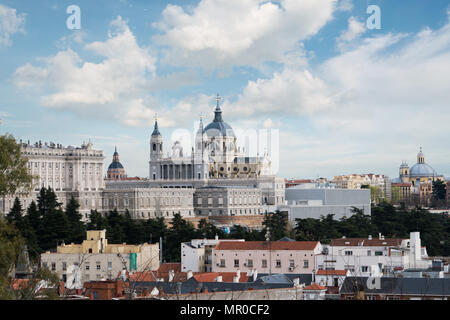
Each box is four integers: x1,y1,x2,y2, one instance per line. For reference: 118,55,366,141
1,140,105,220
2,95,284,223
333,173,391,201
41,230,160,285
391,148,445,205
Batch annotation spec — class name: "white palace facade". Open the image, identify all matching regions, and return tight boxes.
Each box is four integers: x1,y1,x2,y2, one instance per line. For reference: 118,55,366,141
1,95,284,222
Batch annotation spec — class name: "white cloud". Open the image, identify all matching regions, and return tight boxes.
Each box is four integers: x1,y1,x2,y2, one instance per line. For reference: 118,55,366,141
0,4,26,47
223,19,450,178
13,16,161,126
153,0,337,69
224,67,337,119
336,0,353,12
336,16,365,51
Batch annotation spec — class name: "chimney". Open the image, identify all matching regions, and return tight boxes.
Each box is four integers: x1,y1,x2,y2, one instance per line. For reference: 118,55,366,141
293,278,300,286
215,234,219,241
368,235,372,240
233,269,241,283
378,233,382,240
168,270,174,282
216,275,222,282
252,269,258,282
187,270,193,279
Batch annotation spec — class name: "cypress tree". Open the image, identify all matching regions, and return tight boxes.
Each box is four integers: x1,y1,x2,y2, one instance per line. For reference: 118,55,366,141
6,197,23,225
65,196,85,243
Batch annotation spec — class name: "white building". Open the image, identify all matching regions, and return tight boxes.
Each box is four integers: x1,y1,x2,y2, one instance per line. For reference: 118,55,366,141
314,269,350,288
41,230,160,287
181,237,245,273
2,94,285,223
315,232,430,277
1,140,105,220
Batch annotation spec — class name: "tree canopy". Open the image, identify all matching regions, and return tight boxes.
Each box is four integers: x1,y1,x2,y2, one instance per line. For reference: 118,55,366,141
0,134,33,197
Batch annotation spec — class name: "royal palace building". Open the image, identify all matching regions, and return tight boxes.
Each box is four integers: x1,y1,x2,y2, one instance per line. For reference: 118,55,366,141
1,95,284,223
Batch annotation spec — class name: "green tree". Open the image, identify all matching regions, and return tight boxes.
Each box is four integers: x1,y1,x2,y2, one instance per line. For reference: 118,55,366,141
37,187,69,251
164,214,197,262
197,218,225,239
65,197,85,243
262,211,289,241
87,210,108,230
432,179,446,207
142,217,167,244
37,187,61,214
391,186,401,204
0,134,34,198
105,209,126,243
23,201,41,257
369,186,383,205
6,197,23,225
0,218,24,299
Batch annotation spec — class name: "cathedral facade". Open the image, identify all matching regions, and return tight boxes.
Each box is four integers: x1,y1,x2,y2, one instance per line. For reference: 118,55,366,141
2,95,284,223
391,148,445,206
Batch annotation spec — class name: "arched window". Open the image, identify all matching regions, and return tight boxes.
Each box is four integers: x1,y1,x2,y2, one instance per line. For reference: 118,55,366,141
153,143,156,151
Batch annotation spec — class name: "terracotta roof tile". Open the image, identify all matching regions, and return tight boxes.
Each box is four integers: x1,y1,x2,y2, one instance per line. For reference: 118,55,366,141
303,283,327,291
316,270,348,276
330,238,405,247
214,241,319,251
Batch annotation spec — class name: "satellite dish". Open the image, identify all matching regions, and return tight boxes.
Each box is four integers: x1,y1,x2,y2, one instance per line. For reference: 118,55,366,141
66,265,82,289
322,247,329,255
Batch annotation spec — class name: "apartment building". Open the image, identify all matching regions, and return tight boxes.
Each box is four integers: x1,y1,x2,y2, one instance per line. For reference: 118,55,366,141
315,232,430,277
212,241,322,274
41,230,160,286
181,237,245,273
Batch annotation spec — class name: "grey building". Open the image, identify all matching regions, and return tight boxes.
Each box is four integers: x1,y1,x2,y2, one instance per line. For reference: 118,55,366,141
280,187,371,223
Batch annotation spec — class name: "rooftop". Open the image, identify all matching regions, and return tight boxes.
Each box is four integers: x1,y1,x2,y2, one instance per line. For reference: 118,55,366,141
214,241,319,251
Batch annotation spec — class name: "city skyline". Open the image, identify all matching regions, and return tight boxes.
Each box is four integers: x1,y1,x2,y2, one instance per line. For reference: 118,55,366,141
1,0,450,179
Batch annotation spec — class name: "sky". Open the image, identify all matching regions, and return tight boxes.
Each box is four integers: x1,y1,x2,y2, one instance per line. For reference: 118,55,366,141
1,0,450,180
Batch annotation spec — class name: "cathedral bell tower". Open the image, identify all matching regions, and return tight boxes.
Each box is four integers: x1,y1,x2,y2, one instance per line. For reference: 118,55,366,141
194,115,209,180
149,117,163,180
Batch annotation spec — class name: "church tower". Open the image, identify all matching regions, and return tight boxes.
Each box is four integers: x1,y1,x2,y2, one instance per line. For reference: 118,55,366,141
149,118,163,180
417,147,425,164
399,161,410,183
194,115,209,180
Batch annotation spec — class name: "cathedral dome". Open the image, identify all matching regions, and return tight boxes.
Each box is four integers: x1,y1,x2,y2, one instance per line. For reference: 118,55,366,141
108,161,124,170
409,163,437,177
107,146,126,180
409,148,437,177
204,121,235,137
204,94,235,137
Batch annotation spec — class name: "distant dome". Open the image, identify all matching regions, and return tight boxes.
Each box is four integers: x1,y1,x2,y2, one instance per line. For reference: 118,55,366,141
400,161,409,169
409,163,437,177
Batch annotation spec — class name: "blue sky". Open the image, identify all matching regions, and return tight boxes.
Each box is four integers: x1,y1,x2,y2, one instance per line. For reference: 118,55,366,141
1,0,450,180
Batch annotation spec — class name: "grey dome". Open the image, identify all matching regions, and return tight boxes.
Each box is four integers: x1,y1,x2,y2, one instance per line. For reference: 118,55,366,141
409,163,437,177
203,93,235,137
204,121,235,137
108,161,124,169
